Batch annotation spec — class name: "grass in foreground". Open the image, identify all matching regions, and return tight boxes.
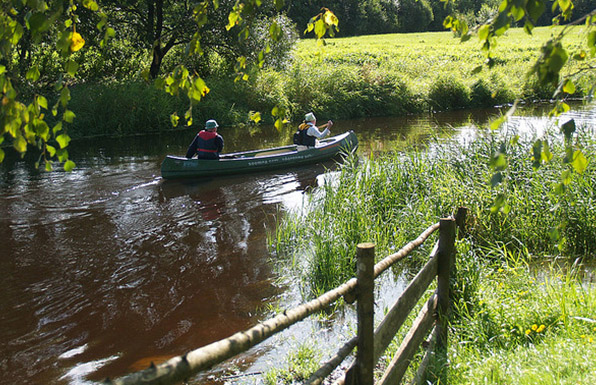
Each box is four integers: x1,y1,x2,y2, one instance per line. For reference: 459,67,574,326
268,117,596,383
443,245,596,385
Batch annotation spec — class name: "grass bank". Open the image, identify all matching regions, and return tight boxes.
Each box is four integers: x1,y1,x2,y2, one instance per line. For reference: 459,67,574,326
267,120,596,382
65,26,595,139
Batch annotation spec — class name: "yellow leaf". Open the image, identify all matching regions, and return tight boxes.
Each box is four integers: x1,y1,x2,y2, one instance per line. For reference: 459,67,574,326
70,32,85,52
323,10,338,27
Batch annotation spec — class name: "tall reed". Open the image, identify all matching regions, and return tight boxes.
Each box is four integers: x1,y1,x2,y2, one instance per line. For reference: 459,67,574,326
272,122,596,296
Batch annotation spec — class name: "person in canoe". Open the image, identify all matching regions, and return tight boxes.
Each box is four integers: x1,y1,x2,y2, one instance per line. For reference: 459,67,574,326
294,112,333,150
186,119,224,160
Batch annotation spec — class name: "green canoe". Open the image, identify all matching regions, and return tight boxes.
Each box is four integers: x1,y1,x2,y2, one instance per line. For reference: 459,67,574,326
161,130,358,180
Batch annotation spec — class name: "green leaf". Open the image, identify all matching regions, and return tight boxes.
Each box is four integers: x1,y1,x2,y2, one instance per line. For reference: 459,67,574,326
498,0,509,13
561,169,572,185
561,119,576,141
60,86,71,107
541,141,553,163
14,135,27,153
490,116,506,130
526,0,546,22
588,31,596,56
523,20,534,35
64,160,76,172
557,0,572,12
549,226,561,242
249,111,261,123
26,66,40,81
46,144,56,157
27,12,49,35
170,113,179,127
532,140,543,169
443,16,454,29
269,21,282,41
53,122,63,134
490,172,503,187
562,79,575,94
549,101,570,117
226,10,240,31
63,110,76,123
571,150,588,174
510,6,525,21
57,148,69,162
314,19,326,39
274,118,283,132
0,148,4,163
56,134,71,149
478,24,490,41
490,193,507,213
82,0,99,11
66,59,79,77
37,95,48,110
491,153,507,170
554,182,566,195
45,161,53,172
471,65,483,75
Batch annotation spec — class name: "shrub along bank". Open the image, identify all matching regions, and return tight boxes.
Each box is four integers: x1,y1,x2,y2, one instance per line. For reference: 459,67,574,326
64,27,595,139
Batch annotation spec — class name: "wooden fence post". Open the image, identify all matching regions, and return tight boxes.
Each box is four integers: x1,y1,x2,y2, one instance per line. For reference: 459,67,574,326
435,218,456,382
455,207,468,240
355,242,375,385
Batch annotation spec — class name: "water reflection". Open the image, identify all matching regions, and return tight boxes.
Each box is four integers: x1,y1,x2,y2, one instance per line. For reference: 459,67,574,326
1,101,595,385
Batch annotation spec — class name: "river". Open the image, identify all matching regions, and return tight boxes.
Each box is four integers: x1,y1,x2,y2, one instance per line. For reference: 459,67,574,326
1,103,595,384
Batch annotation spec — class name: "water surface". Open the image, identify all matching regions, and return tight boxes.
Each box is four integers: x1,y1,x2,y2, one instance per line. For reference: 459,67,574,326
1,102,594,384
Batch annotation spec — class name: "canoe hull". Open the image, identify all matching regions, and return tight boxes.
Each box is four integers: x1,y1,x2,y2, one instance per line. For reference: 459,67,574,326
161,131,358,180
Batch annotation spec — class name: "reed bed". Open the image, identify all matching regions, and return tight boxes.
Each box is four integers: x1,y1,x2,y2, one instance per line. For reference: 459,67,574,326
270,120,596,383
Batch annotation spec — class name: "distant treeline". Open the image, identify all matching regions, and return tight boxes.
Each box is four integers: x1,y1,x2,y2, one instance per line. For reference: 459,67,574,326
283,0,596,35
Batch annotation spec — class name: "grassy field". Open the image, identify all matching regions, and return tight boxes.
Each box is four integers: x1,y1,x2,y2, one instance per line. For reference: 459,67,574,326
268,118,596,383
66,26,596,138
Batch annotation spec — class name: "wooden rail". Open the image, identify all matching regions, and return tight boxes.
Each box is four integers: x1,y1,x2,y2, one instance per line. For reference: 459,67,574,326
105,209,465,385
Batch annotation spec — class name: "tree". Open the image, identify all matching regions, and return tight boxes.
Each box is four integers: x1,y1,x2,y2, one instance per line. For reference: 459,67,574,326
0,0,335,168
397,0,434,32
284,0,399,36
0,0,112,170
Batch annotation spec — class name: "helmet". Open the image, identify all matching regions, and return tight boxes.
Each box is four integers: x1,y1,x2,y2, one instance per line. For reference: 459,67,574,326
205,119,219,130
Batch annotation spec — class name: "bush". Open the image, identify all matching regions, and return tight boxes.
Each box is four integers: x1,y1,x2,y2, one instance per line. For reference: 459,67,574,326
428,75,471,111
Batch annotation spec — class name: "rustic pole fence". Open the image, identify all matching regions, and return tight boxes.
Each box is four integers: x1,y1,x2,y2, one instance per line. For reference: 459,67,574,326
105,208,466,385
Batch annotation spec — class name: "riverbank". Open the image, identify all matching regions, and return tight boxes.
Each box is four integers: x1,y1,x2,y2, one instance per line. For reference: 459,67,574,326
63,26,595,139
269,116,596,382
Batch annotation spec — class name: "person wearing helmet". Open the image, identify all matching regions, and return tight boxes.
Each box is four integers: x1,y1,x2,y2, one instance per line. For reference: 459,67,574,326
186,119,224,160
294,112,333,149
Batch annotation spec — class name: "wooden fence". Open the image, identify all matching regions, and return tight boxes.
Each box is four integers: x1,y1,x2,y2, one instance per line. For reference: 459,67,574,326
105,208,466,385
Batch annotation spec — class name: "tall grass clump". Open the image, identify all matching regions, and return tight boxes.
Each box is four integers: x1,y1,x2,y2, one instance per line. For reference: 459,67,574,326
272,121,596,297
427,74,471,111
66,81,188,138
285,61,422,121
